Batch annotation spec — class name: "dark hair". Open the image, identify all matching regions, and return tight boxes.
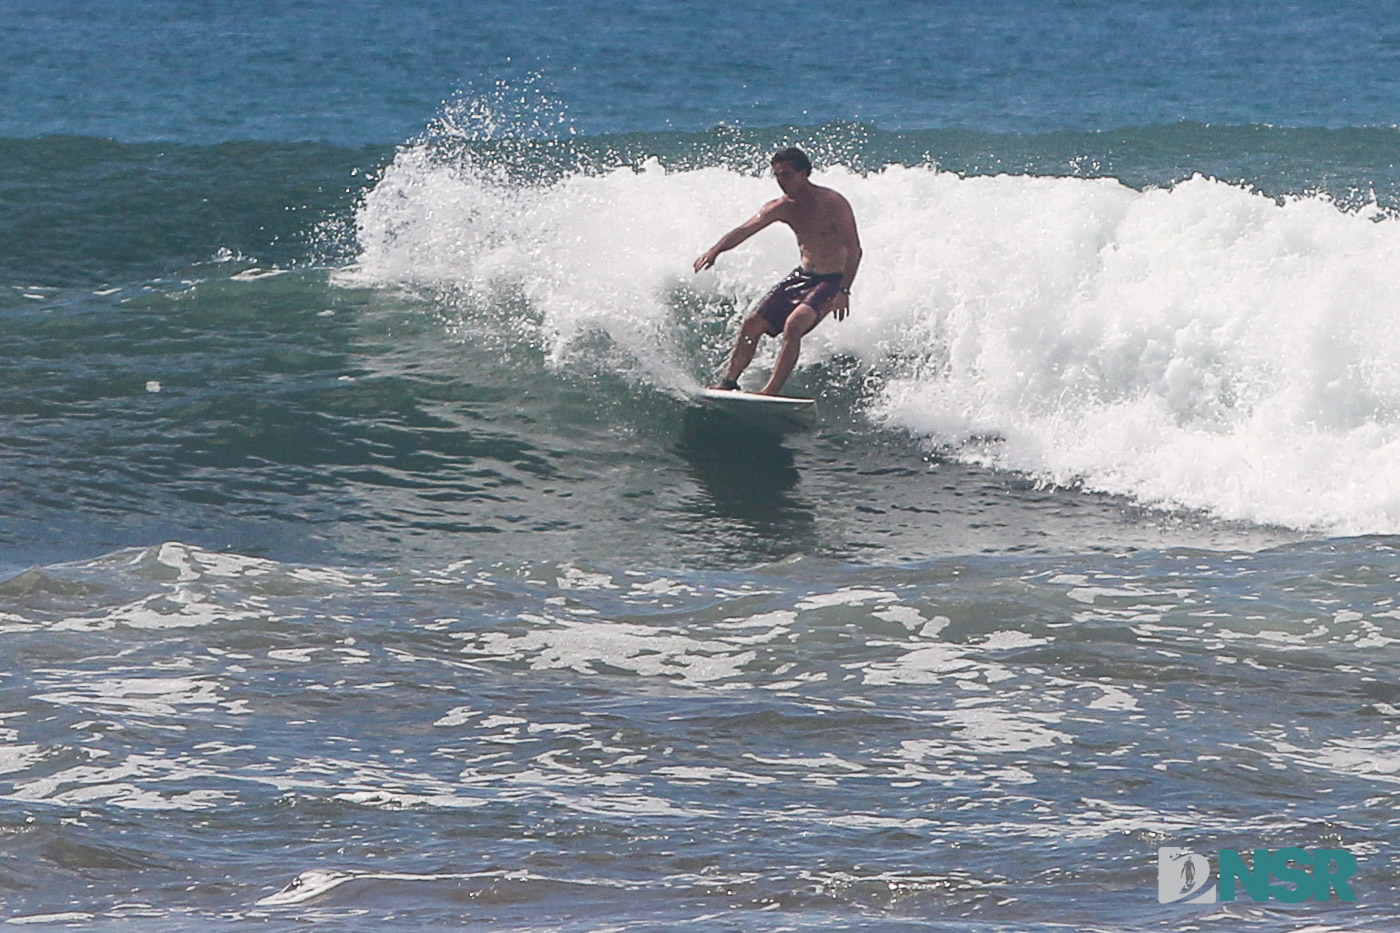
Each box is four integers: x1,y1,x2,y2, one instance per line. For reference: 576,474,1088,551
771,147,812,175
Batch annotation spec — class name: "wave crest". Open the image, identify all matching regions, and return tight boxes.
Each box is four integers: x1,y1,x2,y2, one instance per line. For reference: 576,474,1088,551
348,133,1400,533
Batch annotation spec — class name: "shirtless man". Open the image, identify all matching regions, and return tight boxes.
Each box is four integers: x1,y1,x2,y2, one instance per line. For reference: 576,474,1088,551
694,147,862,396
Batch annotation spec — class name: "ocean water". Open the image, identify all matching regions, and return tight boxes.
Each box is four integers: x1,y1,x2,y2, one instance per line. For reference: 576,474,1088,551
3,1,1400,929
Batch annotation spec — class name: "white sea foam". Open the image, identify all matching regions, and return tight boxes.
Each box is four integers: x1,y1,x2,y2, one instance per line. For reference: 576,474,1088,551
458,618,756,685
350,151,1400,533
256,869,500,906
6,913,97,925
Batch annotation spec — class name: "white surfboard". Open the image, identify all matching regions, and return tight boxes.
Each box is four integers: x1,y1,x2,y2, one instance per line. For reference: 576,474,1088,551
691,387,818,432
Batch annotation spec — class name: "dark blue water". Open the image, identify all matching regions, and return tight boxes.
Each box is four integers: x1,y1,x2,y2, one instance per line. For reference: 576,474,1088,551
2,1,1399,929
7,0,1400,144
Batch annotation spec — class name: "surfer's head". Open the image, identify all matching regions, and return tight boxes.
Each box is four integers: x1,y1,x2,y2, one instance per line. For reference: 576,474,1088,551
771,147,812,195
771,147,812,175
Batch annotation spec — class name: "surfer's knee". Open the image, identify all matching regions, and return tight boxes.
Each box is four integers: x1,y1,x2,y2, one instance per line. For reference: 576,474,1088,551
784,305,817,339
741,312,769,339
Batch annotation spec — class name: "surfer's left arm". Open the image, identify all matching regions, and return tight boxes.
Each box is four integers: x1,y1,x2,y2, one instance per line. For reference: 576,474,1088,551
831,198,862,322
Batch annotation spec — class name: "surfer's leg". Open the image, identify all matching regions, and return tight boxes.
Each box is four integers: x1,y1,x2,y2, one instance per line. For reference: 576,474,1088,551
713,312,770,389
713,275,801,389
759,304,817,395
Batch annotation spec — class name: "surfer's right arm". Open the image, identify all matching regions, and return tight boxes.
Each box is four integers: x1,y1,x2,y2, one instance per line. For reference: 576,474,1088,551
694,200,784,272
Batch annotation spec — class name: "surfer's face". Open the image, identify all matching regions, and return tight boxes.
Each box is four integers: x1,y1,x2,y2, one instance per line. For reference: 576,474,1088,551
772,160,806,195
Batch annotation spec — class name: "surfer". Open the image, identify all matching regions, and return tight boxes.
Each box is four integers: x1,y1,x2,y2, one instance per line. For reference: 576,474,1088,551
694,147,862,396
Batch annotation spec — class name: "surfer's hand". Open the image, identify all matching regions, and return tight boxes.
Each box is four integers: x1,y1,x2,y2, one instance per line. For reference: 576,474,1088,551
694,250,717,273
832,292,850,321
